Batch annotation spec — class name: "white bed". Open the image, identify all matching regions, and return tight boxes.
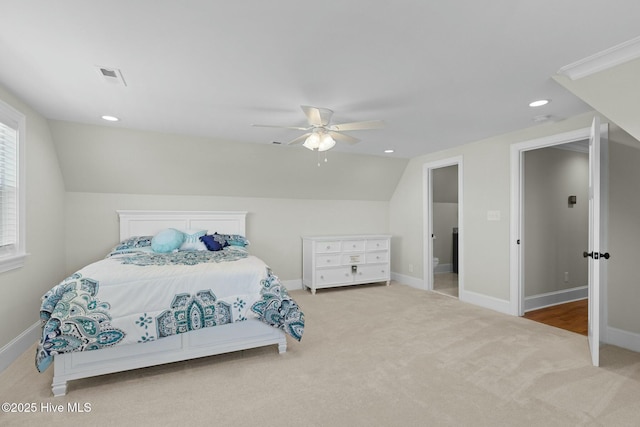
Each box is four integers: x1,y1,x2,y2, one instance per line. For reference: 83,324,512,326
47,210,288,397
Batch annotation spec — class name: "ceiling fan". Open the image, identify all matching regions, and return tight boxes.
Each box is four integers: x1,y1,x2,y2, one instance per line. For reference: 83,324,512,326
252,105,384,152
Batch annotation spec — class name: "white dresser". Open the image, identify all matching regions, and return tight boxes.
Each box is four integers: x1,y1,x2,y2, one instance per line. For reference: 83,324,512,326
302,235,391,294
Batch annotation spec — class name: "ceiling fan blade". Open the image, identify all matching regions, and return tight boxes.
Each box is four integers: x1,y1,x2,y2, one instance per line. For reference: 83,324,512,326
301,105,333,126
328,131,360,145
330,120,385,132
287,133,311,145
252,124,310,131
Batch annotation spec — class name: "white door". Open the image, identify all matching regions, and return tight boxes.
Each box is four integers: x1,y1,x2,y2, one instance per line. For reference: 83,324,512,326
587,116,601,367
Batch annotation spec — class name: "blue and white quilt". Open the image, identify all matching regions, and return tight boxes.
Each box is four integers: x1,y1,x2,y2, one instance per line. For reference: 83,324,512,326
36,249,304,372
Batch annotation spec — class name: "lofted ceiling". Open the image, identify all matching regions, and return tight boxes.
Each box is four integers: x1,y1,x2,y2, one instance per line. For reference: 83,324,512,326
1,1,639,158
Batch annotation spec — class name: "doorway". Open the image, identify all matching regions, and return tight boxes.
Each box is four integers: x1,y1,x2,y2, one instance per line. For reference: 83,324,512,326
510,118,608,366
521,142,589,326
423,156,463,297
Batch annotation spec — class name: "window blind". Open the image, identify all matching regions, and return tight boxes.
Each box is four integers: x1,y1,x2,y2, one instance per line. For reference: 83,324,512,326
0,119,18,255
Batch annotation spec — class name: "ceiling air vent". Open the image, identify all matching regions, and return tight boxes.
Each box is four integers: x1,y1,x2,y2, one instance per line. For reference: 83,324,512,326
96,66,127,86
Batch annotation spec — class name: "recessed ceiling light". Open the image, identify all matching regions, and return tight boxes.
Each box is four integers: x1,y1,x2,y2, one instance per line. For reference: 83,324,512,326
529,99,550,107
101,115,119,122
384,149,394,154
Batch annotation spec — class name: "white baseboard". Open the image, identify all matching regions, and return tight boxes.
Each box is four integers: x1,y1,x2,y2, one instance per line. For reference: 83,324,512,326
0,321,40,373
391,272,425,290
524,286,588,312
605,326,640,353
281,278,303,291
434,263,453,274
459,289,512,315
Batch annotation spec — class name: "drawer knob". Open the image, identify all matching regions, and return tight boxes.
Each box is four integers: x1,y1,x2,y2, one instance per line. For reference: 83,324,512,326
326,245,331,250
320,275,324,279
326,259,331,263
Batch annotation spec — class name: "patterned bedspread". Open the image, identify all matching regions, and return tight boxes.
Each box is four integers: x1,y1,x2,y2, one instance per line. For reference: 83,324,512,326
36,250,304,372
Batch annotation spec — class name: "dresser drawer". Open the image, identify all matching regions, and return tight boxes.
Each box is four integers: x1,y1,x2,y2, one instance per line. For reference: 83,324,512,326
315,241,342,253
354,264,389,282
342,240,366,252
366,239,389,251
315,267,352,286
341,253,365,265
316,254,341,267
366,251,388,264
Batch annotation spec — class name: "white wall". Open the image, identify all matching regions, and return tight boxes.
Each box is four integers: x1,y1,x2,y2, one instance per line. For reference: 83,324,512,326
523,147,589,297
49,121,408,201
555,57,640,144
608,138,640,334
64,192,390,281
432,165,458,203
0,85,66,351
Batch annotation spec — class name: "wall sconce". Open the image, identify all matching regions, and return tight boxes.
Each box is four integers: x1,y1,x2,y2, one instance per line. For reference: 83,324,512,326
568,195,577,207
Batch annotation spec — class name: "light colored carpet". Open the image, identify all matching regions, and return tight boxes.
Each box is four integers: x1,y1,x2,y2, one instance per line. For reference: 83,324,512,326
2,281,640,426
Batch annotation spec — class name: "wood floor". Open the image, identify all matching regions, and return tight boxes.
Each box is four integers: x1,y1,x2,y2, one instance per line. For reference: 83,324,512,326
523,299,588,335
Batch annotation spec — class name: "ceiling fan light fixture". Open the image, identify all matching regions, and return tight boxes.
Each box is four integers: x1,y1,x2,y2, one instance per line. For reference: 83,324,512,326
318,133,336,152
303,133,320,150
254,105,383,155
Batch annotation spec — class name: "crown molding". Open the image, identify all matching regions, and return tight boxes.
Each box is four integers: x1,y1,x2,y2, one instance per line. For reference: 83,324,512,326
557,36,640,80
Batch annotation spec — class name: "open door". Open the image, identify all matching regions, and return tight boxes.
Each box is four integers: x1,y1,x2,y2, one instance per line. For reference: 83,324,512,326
586,116,603,367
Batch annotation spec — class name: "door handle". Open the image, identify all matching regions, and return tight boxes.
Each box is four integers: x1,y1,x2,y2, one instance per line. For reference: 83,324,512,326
583,251,610,260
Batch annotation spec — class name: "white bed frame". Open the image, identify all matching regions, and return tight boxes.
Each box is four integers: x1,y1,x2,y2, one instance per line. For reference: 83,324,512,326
50,210,287,397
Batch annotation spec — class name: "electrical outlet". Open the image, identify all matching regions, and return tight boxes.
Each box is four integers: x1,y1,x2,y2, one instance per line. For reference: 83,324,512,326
564,272,569,282
409,264,413,273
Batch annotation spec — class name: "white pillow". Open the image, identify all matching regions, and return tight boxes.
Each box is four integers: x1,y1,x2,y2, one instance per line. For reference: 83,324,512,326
179,229,207,251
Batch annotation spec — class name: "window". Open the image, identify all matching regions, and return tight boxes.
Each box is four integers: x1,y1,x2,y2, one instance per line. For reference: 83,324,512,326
0,99,26,273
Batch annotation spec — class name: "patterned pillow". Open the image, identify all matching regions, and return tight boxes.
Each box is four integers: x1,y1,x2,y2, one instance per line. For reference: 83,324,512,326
151,228,185,253
219,233,250,247
199,234,226,251
107,236,153,257
179,229,207,251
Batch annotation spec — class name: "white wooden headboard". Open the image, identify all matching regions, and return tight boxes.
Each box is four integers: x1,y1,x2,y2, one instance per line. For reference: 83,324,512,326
117,210,247,240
